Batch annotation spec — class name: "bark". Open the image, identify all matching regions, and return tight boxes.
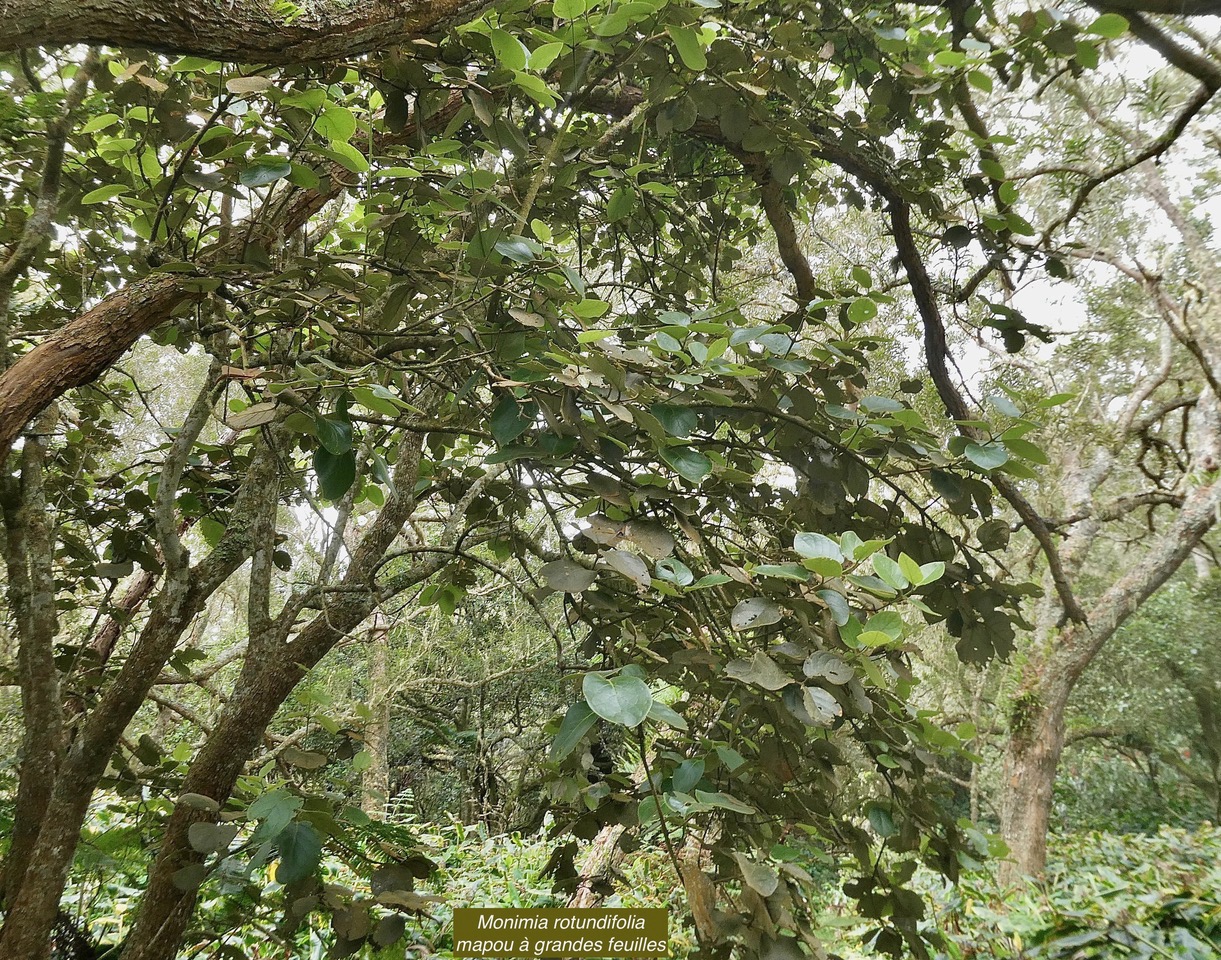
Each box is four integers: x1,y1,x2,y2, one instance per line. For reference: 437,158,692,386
998,676,1071,883
0,0,488,63
0,408,64,920
0,424,273,958
361,614,392,818
566,825,627,909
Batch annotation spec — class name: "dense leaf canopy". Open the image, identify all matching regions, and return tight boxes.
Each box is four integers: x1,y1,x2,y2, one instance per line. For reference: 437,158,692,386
0,1,1217,958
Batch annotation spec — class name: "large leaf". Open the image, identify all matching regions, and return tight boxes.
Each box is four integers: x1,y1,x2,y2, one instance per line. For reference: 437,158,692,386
240,157,291,187
661,445,712,482
650,402,698,438
540,558,596,593
314,447,356,501
274,822,322,885
582,672,652,727
602,548,651,587
733,854,779,897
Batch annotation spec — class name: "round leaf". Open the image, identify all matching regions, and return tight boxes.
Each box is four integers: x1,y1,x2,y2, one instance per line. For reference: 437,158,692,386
731,597,782,631
582,672,652,727
540,559,597,593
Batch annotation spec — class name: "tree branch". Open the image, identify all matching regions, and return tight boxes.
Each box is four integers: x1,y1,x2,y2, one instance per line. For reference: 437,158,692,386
0,0,489,63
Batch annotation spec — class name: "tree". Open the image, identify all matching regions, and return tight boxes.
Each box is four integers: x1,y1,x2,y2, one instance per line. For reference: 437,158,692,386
0,1,1217,958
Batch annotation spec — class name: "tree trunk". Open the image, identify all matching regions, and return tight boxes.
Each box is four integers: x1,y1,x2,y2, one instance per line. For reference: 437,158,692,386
998,674,1071,882
362,614,392,818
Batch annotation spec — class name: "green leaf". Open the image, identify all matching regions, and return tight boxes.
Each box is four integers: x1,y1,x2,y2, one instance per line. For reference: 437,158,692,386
753,563,809,582
651,403,698,438
898,552,922,586
553,0,588,16
804,651,853,684
987,392,1022,417
731,597,782,631
1088,12,1128,38
314,447,356,501
582,672,652,727
82,113,120,134
872,554,910,590
490,28,528,71
672,758,704,793
490,395,534,445
494,236,536,263
655,556,694,586
248,789,303,840
647,699,688,730
1004,437,1049,464
847,297,878,324
667,26,708,71
694,790,755,814
317,102,357,143
530,41,565,71
607,186,636,222
572,298,611,319
240,157,291,188
733,854,779,897
82,184,130,204
725,651,793,690
314,414,353,455
540,558,596,593
816,589,850,625
795,532,844,561
661,446,712,482
274,822,322,885
551,701,596,760
964,441,1008,470
323,141,369,173
867,804,898,838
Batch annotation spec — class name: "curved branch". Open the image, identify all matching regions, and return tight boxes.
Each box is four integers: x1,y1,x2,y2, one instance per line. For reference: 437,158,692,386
0,0,488,63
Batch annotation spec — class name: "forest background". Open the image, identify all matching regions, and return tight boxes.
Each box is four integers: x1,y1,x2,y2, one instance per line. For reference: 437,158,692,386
0,0,1219,958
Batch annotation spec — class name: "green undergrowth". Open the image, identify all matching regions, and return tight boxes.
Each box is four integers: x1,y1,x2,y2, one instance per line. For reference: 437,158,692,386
910,825,1221,960
394,823,1221,960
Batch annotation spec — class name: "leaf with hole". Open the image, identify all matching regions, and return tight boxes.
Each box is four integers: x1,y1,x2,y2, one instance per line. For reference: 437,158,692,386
803,651,853,684
731,597,782,631
803,687,843,725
